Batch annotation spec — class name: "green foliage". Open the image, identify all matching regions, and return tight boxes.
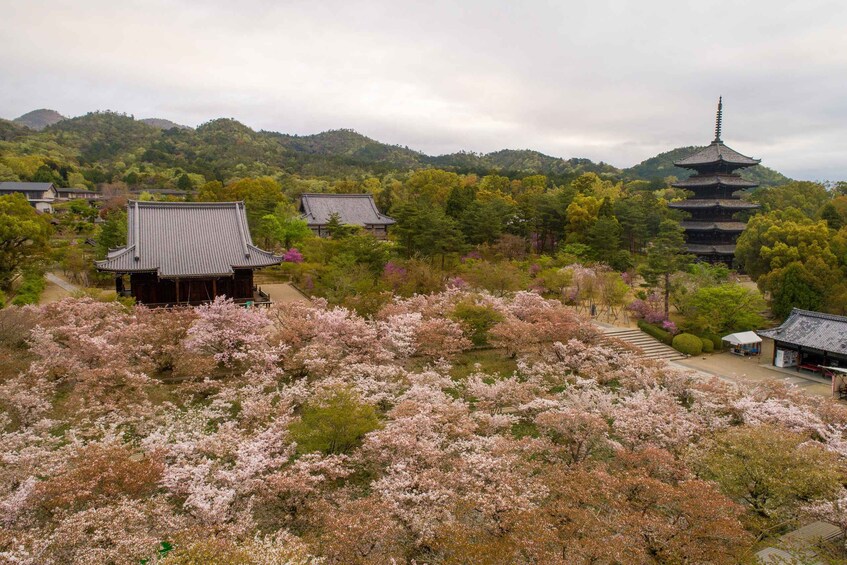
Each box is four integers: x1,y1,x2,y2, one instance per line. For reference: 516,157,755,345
460,260,527,296
767,262,825,319
751,180,831,218
641,219,692,317
672,333,703,356
699,337,714,353
96,209,128,259
737,209,846,318
0,289,6,309
0,193,52,290
696,425,842,533
702,332,724,351
392,202,465,263
289,388,381,455
451,302,504,347
680,283,767,335
637,320,673,345
11,269,46,305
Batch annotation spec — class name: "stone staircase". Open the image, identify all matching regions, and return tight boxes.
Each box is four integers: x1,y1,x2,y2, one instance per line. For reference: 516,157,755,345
599,327,687,362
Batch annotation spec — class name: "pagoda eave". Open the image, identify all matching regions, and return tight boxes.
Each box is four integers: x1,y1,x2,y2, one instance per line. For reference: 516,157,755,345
680,221,747,232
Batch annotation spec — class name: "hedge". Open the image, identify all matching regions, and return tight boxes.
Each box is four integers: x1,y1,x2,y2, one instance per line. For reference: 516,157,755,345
637,320,673,345
700,337,714,353
672,333,703,356
702,332,724,351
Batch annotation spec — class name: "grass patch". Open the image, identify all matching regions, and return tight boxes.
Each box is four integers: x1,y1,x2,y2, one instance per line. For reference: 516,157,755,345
449,348,518,382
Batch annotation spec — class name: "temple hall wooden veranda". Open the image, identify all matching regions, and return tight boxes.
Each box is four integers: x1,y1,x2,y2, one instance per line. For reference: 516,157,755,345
96,201,282,306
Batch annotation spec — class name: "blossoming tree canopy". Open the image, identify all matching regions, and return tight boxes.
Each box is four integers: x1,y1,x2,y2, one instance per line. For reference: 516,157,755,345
1,290,846,563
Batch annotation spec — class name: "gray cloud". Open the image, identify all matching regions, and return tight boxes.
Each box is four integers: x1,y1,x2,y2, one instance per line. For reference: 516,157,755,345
1,0,846,180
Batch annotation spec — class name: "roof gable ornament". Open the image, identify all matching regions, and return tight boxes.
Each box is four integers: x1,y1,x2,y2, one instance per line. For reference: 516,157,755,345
714,96,723,143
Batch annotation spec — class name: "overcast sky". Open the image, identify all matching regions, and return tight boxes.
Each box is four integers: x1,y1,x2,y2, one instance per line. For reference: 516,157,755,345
2,0,846,180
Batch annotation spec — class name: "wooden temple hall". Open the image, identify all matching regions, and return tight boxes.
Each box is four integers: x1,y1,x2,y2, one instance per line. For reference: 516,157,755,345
96,201,282,306
669,98,761,265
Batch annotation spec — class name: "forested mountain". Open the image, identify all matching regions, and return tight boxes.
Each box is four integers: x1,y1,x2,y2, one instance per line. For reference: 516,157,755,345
13,108,65,130
1,108,791,188
625,146,790,187
139,118,191,130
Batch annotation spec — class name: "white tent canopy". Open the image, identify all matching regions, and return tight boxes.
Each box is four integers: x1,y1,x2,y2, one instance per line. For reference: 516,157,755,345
722,331,762,346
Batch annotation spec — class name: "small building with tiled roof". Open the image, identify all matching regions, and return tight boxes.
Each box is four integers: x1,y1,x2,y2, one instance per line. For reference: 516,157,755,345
299,193,394,239
96,201,282,306
758,308,847,374
0,181,57,212
56,186,100,201
669,98,761,266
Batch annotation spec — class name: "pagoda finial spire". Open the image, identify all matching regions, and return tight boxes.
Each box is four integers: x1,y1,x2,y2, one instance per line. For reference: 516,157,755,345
714,96,723,143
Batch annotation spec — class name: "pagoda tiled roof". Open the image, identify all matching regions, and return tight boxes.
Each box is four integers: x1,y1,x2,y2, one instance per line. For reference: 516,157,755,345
674,141,760,168
672,174,758,189
669,199,760,210
684,243,737,255
680,221,747,232
96,201,282,278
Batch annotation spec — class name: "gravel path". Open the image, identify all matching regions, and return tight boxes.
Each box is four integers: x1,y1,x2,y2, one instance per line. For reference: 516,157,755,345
45,272,80,293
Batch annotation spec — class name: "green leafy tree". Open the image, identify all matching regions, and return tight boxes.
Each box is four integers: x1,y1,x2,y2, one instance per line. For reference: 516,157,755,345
641,219,692,317
289,388,381,455
451,302,504,346
751,180,831,219
96,209,128,259
0,194,52,290
695,425,842,534
681,283,767,335
820,202,844,230
392,203,465,267
766,262,825,319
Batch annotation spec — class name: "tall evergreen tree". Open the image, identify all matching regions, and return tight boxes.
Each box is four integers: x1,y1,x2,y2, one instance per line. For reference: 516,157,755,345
641,219,692,317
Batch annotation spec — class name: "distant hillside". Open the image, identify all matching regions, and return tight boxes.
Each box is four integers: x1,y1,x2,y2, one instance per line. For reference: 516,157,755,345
1,107,794,190
13,108,65,130
625,146,791,187
140,118,191,130
0,119,29,141
429,149,620,178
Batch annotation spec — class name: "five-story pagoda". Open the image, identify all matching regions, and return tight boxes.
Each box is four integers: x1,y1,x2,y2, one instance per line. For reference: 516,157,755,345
669,98,761,265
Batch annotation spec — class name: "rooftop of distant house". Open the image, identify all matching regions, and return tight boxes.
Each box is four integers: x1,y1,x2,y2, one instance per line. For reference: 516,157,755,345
299,193,395,226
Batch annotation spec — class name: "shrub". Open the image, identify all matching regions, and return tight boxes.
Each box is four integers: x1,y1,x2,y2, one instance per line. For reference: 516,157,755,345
703,332,724,351
700,337,714,353
11,270,46,306
672,333,703,356
289,388,381,455
451,302,504,347
637,320,672,345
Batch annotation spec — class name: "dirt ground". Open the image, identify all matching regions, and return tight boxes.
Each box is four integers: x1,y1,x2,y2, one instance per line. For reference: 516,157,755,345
258,283,310,304
676,338,834,398
38,280,72,305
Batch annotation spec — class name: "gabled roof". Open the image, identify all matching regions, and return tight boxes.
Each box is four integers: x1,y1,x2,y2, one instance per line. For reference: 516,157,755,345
758,309,847,355
96,201,282,278
722,331,762,345
299,193,395,226
0,181,56,196
674,142,760,169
